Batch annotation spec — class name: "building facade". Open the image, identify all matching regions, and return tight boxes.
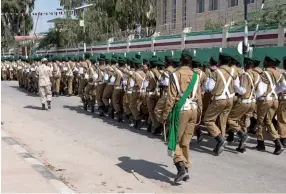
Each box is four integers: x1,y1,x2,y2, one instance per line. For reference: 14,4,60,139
155,0,282,35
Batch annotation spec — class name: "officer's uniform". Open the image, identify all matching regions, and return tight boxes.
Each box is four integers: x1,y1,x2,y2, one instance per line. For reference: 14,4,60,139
36,58,52,110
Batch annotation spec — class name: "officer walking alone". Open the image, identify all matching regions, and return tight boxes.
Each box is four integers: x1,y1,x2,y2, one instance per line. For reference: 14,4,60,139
36,58,52,110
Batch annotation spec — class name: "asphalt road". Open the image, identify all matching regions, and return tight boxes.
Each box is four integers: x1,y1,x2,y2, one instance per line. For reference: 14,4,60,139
2,81,286,193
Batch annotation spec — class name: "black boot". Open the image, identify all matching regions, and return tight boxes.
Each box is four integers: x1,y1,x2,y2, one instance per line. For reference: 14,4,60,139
183,168,190,182
98,106,104,116
196,128,203,143
42,103,46,110
236,131,248,153
109,107,115,119
281,138,286,148
248,117,257,134
153,125,162,136
83,102,88,111
115,112,123,122
213,135,226,156
91,105,95,113
253,140,266,151
147,124,152,132
174,162,188,183
134,119,140,129
226,131,235,144
47,101,51,109
273,139,284,155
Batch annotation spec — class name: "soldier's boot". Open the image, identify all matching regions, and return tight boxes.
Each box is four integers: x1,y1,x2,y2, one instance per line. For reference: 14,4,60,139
147,123,152,132
104,105,109,116
153,124,162,136
236,131,248,153
196,128,204,143
42,104,46,110
98,106,105,117
248,117,257,134
174,161,188,183
134,119,140,129
83,102,88,111
253,140,266,151
108,107,115,119
47,101,51,109
280,138,286,148
226,131,235,144
213,135,227,156
273,139,284,155
91,105,95,113
183,168,190,182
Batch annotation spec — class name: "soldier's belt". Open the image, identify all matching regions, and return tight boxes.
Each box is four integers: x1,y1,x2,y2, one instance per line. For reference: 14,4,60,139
126,91,132,94
147,91,160,96
257,96,278,101
115,86,123,89
279,96,286,100
239,98,256,104
108,82,115,86
132,90,145,93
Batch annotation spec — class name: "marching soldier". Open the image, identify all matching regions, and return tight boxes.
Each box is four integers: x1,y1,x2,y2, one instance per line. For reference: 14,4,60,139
254,56,284,155
203,53,237,156
78,55,88,103
161,49,202,183
95,54,107,116
277,56,286,147
52,56,62,97
112,56,126,122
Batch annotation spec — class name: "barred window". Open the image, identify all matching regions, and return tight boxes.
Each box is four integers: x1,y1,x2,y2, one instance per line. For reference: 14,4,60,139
182,0,187,28
197,0,205,13
209,0,218,11
228,0,238,7
171,0,177,29
162,0,167,30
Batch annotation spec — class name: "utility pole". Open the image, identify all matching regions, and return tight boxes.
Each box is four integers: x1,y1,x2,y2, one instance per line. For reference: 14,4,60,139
243,0,248,55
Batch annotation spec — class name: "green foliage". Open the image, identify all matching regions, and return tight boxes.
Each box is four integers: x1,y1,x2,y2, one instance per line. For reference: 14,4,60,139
1,0,35,51
38,0,156,49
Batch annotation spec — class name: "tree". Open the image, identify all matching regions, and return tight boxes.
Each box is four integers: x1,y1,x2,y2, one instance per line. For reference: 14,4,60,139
1,0,35,51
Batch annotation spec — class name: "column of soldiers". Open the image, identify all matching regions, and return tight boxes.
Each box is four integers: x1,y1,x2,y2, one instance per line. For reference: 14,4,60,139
3,51,286,183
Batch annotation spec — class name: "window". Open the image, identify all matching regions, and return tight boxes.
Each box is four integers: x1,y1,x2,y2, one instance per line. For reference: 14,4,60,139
162,0,167,30
228,0,238,7
171,0,176,29
246,0,255,4
209,0,218,11
197,0,205,13
182,0,187,28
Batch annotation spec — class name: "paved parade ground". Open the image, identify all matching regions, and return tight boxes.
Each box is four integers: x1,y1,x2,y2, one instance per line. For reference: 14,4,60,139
2,81,286,193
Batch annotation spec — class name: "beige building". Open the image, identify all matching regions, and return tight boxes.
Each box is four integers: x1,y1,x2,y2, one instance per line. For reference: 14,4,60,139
155,0,283,35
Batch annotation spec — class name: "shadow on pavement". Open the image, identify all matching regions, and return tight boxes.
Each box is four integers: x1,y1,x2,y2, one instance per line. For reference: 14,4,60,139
23,105,43,110
116,156,177,185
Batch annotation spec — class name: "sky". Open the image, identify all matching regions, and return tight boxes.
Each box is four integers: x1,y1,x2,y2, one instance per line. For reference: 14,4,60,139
31,0,63,35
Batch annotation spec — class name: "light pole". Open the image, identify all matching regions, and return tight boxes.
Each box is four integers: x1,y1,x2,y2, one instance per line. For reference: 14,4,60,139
243,0,248,55
74,3,94,53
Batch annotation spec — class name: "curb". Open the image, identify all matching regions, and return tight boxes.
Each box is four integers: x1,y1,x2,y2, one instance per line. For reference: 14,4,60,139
1,130,76,194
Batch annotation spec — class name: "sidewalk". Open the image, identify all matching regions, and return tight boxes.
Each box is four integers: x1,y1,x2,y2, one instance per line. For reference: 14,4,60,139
1,141,58,193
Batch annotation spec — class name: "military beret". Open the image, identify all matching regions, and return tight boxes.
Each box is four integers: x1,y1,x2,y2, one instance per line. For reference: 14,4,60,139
98,54,106,62
118,56,127,64
111,56,118,64
233,55,242,65
264,56,276,63
192,57,202,67
275,58,281,65
181,49,193,58
244,57,256,65
84,53,91,59
219,53,233,64
172,58,181,67
135,54,141,60
143,58,149,64
105,55,112,62
283,56,286,60
209,56,218,65
165,55,173,62
79,55,84,61
133,57,143,65
91,55,98,63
